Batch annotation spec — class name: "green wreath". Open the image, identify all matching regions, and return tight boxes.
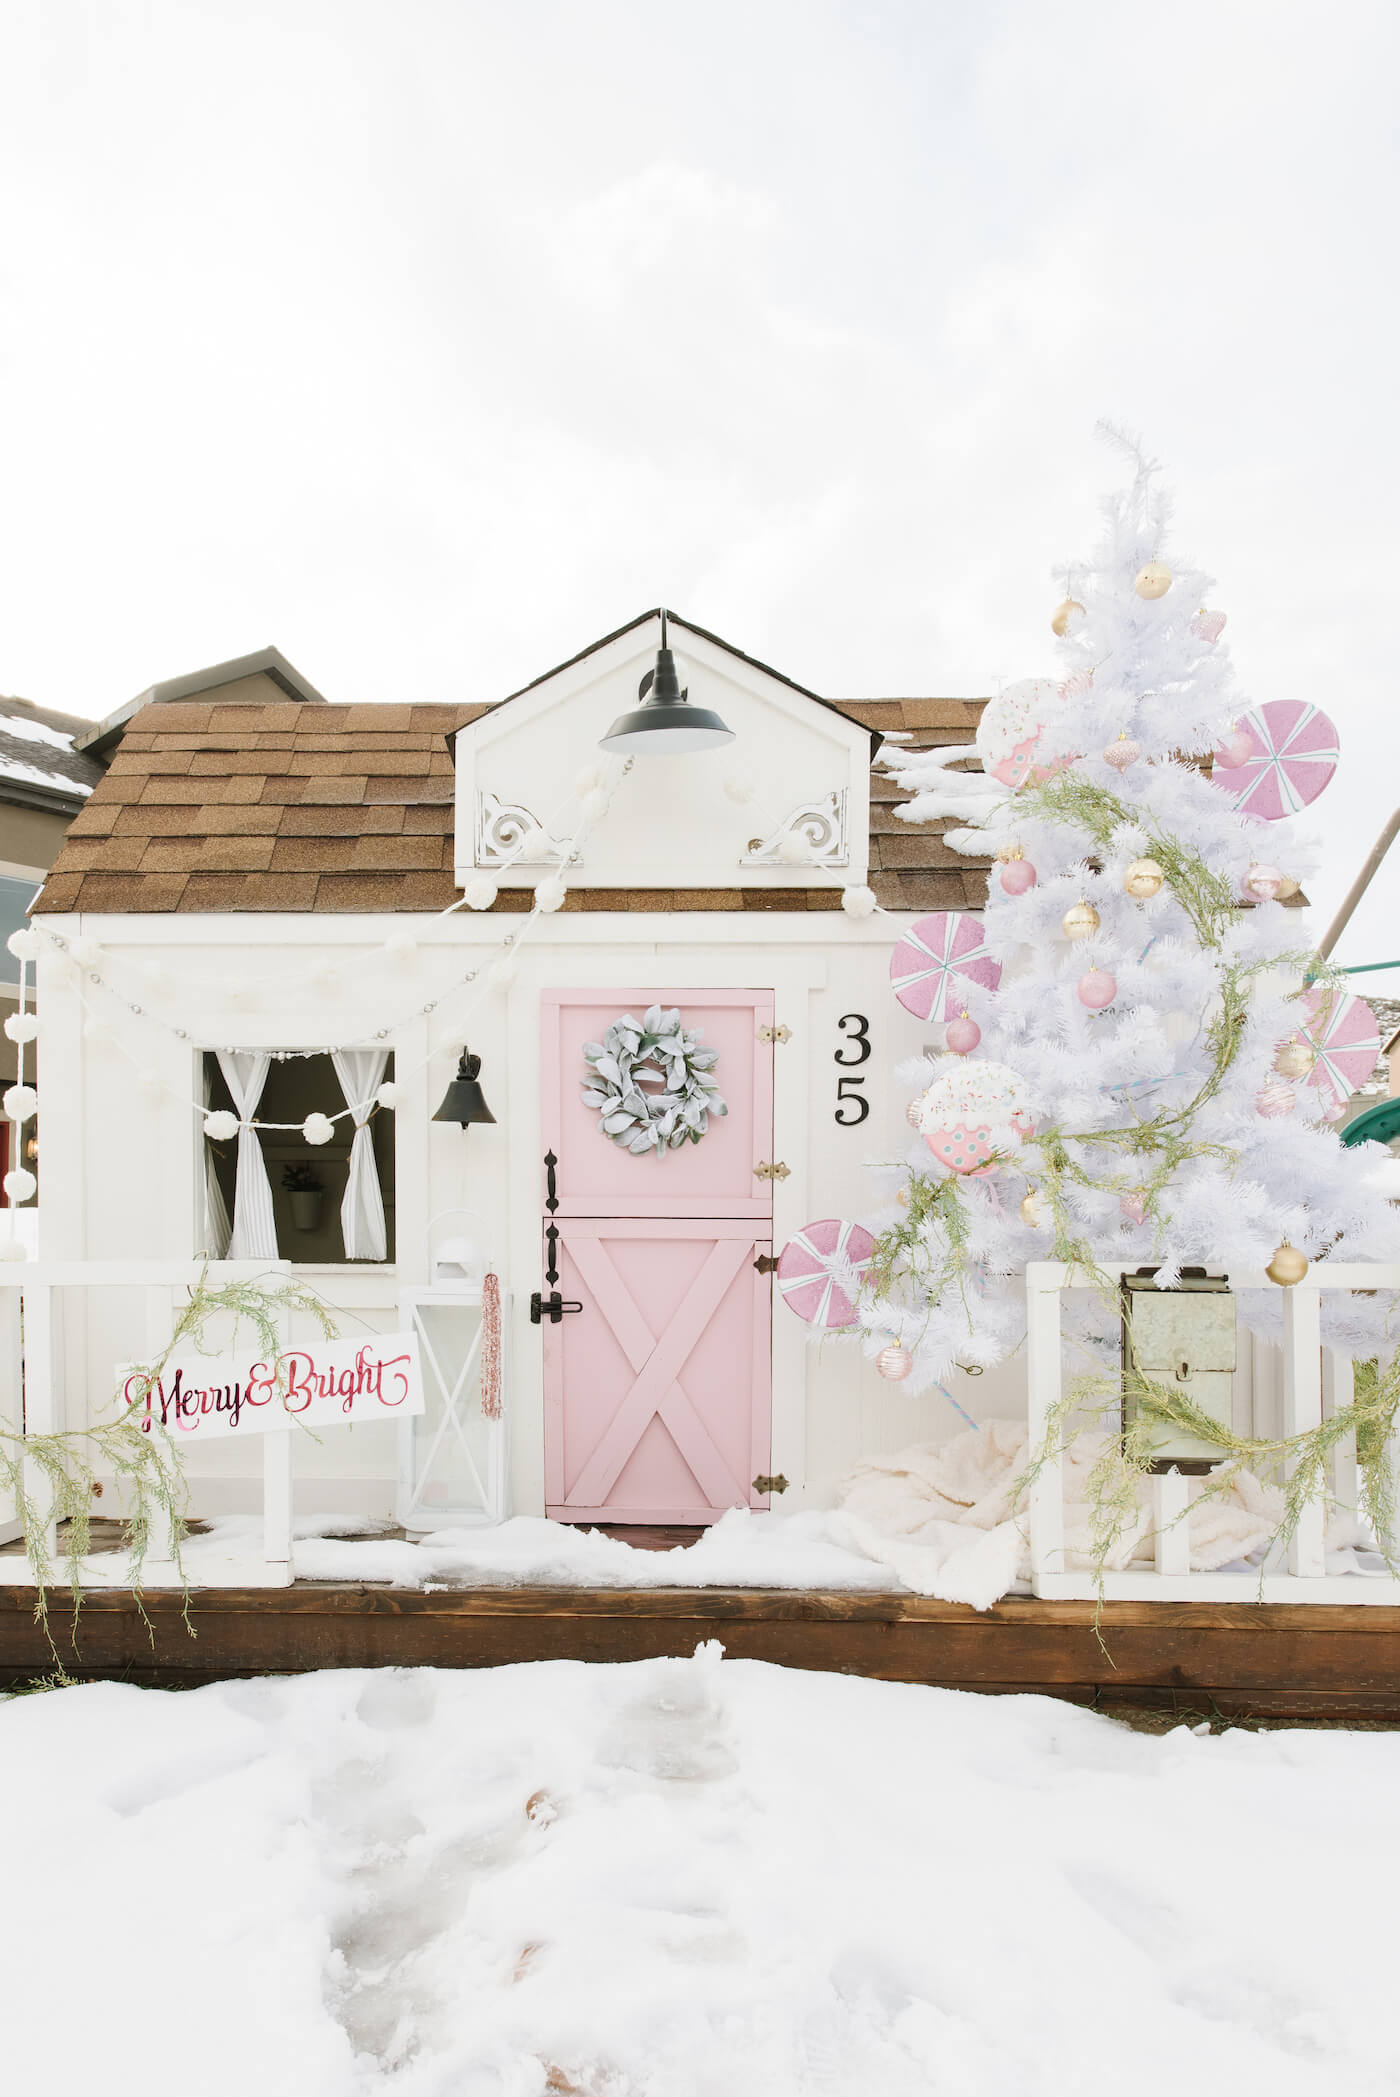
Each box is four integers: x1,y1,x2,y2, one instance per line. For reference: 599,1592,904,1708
581,1005,726,1154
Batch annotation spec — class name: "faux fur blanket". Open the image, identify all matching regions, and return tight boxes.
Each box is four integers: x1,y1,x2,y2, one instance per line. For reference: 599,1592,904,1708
833,1420,1292,1612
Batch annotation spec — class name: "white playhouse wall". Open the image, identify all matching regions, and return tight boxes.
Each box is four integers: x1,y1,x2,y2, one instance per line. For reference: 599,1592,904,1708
35,907,1025,1519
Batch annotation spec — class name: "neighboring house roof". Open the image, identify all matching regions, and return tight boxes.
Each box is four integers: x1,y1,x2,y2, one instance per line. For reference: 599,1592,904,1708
74,645,328,761
34,691,993,917
0,696,106,817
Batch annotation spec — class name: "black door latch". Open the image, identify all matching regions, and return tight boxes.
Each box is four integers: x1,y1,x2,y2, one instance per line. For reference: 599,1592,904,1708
531,1290,583,1325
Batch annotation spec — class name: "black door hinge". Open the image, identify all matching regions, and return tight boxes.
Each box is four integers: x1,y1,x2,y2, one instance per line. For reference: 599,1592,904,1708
531,1290,583,1325
753,1253,778,1274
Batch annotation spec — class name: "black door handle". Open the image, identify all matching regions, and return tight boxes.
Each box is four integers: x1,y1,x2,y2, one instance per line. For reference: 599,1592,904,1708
531,1291,583,1325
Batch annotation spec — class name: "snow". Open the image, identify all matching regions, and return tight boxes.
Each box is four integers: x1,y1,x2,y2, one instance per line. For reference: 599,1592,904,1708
4,1650,1400,2093
0,709,78,751
0,749,92,794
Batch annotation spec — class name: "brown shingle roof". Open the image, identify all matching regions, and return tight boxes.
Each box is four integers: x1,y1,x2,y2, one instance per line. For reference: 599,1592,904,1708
33,695,992,915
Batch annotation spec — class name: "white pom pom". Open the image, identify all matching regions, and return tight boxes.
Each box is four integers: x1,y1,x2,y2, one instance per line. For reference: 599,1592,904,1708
3,1085,38,1124
68,937,102,968
0,1237,27,1261
375,1081,400,1110
841,885,879,918
535,876,567,913
3,1168,37,1205
778,832,812,865
573,762,604,796
6,928,40,962
581,789,609,822
517,825,547,859
487,952,519,988
82,1017,109,1043
4,1013,39,1044
724,772,757,805
303,1113,335,1145
203,1110,240,1142
138,1069,164,1098
464,877,498,912
384,930,418,962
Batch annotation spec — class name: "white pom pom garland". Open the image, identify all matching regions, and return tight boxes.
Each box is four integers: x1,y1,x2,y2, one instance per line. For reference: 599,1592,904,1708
841,885,878,918
375,1081,401,1110
203,1110,240,1142
303,1113,335,1145
3,1168,37,1204
4,1013,39,1044
535,876,567,913
6,928,40,962
3,1085,38,1124
464,877,498,912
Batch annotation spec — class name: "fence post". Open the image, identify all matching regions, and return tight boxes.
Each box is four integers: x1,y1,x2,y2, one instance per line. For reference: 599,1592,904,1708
1282,1285,1326,1578
1025,1265,1064,1592
19,1281,58,1575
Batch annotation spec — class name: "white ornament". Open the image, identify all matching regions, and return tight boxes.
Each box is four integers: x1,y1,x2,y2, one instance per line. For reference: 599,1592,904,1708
724,772,758,805
573,762,604,796
375,1081,401,1110
384,930,418,962
6,928,40,962
303,1113,335,1145
203,1110,240,1141
68,938,102,968
535,876,567,913
3,1168,37,1204
581,789,609,823
464,876,499,912
841,885,878,918
4,1013,39,1044
3,1085,38,1123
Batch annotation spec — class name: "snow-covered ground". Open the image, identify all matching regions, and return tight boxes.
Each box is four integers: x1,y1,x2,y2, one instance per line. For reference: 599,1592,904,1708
3,1651,1398,2095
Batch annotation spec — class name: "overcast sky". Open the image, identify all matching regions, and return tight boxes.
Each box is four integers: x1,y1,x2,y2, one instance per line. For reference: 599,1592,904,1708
1,1,1396,965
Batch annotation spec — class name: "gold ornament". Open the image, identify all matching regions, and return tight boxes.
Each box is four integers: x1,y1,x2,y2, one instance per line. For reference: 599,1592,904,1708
1134,561,1172,599
1275,873,1300,900
1273,1037,1316,1079
1051,597,1085,637
1123,857,1165,900
895,1185,910,1209
1266,1242,1309,1287
1062,900,1100,941
1020,1190,1046,1228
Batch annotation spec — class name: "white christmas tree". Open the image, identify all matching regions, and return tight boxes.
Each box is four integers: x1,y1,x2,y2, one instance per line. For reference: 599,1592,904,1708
859,438,1400,1391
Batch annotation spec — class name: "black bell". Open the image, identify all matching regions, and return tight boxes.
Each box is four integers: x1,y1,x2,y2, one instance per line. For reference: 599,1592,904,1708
433,1047,497,1129
598,608,734,757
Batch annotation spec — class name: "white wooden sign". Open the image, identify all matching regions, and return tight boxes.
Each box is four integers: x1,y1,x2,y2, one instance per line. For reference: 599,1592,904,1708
120,1331,423,1442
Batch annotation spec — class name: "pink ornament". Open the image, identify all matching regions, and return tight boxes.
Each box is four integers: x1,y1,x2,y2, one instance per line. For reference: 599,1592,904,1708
876,1344,914,1382
1077,968,1117,1010
1058,669,1094,698
999,857,1037,896
975,679,1077,791
1244,863,1283,901
777,1220,876,1330
1256,1079,1296,1119
1102,735,1140,773
923,1121,1000,1176
905,1098,924,1129
1213,727,1257,770
890,910,1002,1022
1301,984,1381,1115
1209,700,1339,820
945,1013,982,1055
1120,1192,1148,1227
1191,609,1228,645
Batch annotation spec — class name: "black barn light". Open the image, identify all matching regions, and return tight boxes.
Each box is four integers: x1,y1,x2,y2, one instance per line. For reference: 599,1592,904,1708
433,1047,497,1130
598,609,734,757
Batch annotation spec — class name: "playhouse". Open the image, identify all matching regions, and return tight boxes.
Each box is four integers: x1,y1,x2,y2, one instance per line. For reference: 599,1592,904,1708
20,611,1010,1530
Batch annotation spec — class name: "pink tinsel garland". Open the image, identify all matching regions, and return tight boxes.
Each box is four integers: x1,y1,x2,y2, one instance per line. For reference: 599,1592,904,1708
480,1271,502,1419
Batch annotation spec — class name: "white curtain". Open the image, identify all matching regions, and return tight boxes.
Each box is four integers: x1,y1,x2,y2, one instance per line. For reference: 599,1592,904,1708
215,1051,278,1261
202,1062,233,1258
332,1049,391,1262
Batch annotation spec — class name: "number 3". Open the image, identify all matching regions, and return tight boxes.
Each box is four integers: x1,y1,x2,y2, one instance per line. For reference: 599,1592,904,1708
835,1013,871,1066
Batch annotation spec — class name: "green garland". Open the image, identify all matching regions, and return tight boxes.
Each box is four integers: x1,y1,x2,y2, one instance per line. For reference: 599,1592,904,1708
868,770,1391,1585
3,1267,338,1657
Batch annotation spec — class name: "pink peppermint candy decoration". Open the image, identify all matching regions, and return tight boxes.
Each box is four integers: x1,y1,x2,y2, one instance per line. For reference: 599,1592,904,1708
890,910,1002,1022
777,1219,875,1330
1300,984,1381,1114
1209,700,1339,821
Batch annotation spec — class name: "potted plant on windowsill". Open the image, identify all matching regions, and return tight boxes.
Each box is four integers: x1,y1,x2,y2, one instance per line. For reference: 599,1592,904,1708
282,1161,325,1233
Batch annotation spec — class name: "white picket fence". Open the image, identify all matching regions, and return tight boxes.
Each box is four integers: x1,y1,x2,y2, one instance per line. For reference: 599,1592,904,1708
0,1259,298,1588
1026,1260,1400,1603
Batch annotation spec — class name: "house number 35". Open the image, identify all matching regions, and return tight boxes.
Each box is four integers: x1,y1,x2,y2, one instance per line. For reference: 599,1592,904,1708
833,1012,871,1125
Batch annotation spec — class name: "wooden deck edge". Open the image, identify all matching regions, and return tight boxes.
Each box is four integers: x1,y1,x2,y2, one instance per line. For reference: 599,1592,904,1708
1,1583,1399,1716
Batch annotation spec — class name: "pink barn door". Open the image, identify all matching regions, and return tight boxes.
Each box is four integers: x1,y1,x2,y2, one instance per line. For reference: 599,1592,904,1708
541,989,775,1525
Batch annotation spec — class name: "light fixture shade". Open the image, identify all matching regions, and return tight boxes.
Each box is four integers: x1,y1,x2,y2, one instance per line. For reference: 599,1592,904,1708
599,611,734,756
433,1048,497,1129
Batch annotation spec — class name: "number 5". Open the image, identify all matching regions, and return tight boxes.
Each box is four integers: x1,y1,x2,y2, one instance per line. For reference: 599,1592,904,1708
834,1077,869,1126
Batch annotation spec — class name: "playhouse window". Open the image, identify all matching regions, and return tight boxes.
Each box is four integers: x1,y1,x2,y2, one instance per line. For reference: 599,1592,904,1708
201,1051,396,1264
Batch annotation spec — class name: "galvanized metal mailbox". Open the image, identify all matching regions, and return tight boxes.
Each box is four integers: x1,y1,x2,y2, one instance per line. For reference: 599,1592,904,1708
1121,1269,1235,1469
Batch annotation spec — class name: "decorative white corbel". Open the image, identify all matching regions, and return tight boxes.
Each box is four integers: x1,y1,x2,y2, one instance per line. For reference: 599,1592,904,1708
474,792,572,868
741,790,848,867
